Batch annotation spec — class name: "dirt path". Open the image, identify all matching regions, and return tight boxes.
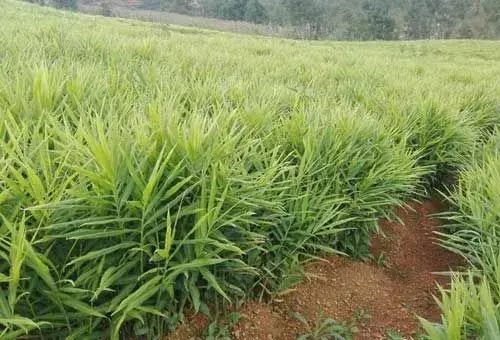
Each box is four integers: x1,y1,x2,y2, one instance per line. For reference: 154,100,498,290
171,200,462,340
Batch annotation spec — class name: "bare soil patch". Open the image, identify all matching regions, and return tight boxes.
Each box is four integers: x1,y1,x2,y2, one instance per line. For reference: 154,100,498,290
169,200,462,339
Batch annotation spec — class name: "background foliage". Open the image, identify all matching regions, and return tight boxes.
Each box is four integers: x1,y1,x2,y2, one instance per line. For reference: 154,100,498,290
26,0,500,40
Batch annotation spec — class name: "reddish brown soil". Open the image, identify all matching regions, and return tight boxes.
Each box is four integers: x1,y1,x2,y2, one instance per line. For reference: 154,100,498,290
167,313,210,340
169,200,463,340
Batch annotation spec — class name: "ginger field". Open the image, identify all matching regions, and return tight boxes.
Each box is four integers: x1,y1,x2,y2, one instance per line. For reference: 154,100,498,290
1,0,500,338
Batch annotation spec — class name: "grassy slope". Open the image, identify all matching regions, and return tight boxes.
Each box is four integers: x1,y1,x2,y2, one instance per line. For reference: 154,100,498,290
77,1,285,37
1,0,500,338
3,1,500,112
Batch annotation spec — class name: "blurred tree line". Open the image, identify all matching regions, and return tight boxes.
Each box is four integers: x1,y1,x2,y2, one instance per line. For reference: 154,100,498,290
139,0,500,39
28,0,500,39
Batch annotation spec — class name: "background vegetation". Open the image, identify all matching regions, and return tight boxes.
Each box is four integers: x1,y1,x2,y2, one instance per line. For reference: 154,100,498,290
26,0,500,40
1,0,500,339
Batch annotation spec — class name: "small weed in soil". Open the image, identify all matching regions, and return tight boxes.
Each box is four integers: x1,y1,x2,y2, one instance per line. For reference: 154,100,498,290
205,312,242,340
291,309,355,340
352,307,371,328
375,252,388,268
386,330,405,340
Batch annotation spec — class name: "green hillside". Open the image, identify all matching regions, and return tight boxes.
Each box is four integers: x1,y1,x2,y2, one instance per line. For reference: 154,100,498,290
1,0,500,338
39,0,500,40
